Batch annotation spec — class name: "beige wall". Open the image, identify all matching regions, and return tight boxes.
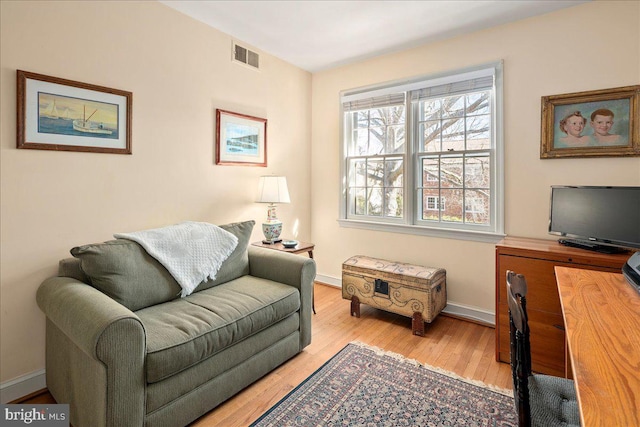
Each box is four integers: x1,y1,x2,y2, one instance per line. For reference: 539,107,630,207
2,0,639,398
310,1,640,316
0,1,312,387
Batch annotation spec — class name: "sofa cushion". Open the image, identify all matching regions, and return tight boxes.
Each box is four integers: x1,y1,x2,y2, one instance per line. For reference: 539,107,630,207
70,220,255,311
194,220,254,291
70,239,182,311
137,275,300,383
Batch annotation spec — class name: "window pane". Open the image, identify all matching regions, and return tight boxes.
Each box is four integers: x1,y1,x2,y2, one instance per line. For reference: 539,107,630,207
368,127,385,155
349,159,366,186
346,104,407,220
369,109,384,126
440,189,463,222
440,157,463,188
464,156,490,188
442,118,465,151
350,188,366,215
441,96,465,118
385,187,403,217
368,187,383,216
421,121,441,152
464,189,490,224
386,125,405,153
466,92,490,116
385,159,403,187
351,106,406,156
353,129,369,155
384,106,406,126
422,99,441,120
367,159,384,187
355,111,370,128
466,114,491,150
422,189,440,221
422,158,439,188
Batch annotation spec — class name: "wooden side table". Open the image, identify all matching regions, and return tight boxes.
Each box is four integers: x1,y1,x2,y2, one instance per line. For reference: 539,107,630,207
251,241,316,313
252,240,314,259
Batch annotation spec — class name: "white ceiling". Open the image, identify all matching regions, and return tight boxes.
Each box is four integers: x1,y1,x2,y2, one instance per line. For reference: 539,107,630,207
160,0,589,72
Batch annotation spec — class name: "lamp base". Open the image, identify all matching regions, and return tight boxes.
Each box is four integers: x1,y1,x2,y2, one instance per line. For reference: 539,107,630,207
262,220,283,243
261,239,283,245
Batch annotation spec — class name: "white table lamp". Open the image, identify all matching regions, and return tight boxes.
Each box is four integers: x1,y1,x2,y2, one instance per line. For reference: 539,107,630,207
256,176,290,243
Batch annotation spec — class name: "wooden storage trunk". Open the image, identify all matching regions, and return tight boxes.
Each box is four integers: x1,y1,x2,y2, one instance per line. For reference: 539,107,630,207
342,255,447,336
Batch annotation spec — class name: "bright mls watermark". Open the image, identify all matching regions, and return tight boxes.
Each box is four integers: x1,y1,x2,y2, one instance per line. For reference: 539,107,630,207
0,405,69,426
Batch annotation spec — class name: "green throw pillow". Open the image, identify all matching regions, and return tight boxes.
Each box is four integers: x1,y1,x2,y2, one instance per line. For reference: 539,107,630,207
70,220,255,311
194,220,254,291
71,239,182,311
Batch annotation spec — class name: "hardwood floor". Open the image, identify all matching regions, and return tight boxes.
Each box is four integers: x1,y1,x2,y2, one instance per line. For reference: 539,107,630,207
21,283,512,426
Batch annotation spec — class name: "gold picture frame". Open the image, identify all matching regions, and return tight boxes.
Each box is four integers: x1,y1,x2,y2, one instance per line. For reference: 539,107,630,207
17,70,132,154
540,85,640,159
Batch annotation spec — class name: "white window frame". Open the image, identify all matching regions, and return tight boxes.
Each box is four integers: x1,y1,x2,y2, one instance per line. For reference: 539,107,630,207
338,62,505,243
426,196,445,211
343,103,407,224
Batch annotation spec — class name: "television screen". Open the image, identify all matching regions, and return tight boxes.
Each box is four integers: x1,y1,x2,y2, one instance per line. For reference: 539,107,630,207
549,186,640,251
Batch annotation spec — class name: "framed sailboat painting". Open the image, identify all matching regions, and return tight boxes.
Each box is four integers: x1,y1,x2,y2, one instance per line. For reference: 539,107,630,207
17,70,132,154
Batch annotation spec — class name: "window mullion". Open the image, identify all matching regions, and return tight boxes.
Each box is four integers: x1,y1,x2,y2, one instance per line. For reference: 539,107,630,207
463,152,467,224
406,96,416,226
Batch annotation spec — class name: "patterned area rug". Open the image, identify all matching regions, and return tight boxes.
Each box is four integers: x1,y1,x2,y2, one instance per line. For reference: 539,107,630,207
251,342,517,426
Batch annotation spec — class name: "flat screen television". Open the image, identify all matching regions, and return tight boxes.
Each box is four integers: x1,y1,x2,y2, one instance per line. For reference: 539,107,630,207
549,186,640,253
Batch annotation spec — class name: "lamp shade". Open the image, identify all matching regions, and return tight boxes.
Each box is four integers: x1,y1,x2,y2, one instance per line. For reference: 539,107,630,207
256,176,290,204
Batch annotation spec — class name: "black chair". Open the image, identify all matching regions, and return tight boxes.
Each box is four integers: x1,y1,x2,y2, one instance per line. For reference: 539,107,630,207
506,270,581,427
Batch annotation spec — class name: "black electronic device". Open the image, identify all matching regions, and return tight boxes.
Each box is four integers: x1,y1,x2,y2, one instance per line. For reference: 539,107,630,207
622,251,640,293
549,186,640,253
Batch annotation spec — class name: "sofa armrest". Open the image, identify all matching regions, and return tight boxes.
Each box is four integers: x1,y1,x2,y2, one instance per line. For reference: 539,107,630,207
248,246,316,349
37,277,146,427
37,276,144,359
248,246,316,287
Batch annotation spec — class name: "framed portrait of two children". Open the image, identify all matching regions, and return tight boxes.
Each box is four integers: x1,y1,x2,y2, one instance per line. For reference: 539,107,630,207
540,85,640,158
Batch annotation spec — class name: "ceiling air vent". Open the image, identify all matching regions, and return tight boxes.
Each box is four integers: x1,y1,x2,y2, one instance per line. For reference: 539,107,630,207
233,42,260,70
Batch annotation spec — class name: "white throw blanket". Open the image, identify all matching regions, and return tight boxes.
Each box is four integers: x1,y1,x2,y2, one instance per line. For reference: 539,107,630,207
114,222,238,297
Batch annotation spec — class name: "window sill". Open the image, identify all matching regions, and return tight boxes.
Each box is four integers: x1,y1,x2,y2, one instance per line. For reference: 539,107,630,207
337,218,505,244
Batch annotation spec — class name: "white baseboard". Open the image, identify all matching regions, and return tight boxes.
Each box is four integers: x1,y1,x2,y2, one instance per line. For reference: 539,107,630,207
441,303,495,326
315,274,341,288
0,369,46,403
315,274,496,326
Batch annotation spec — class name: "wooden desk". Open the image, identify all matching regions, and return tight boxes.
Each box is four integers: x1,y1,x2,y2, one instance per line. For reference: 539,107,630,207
495,237,628,377
555,267,640,427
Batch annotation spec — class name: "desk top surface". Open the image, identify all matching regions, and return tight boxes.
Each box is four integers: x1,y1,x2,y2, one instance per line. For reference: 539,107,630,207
555,267,640,427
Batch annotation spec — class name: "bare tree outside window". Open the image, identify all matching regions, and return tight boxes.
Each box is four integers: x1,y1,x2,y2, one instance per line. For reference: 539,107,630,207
348,106,405,219
341,65,500,237
418,90,491,225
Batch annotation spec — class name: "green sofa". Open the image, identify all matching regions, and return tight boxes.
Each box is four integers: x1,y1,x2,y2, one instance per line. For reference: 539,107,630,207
36,220,315,427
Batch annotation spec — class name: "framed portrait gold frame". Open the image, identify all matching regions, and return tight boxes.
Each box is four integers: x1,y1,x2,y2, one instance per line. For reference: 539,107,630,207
540,85,640,159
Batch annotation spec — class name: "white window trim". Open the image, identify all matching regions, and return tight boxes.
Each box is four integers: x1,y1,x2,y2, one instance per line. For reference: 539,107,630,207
338,61,505,243
426,196,444,211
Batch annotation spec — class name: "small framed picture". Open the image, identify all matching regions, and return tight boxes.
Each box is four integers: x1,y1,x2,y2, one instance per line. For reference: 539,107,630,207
17,70,132,154
216,109,267,166
540,85,640,158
